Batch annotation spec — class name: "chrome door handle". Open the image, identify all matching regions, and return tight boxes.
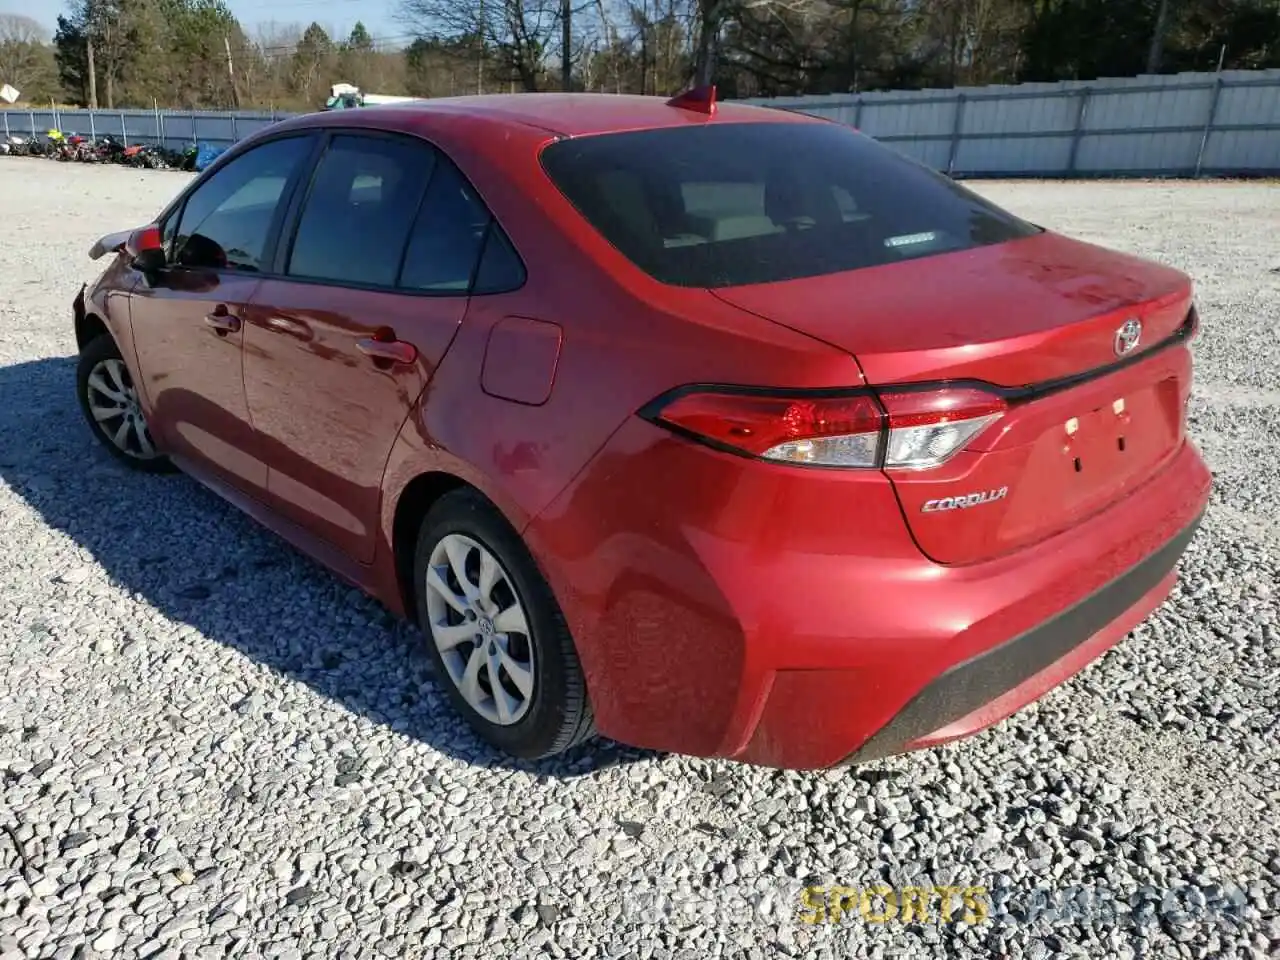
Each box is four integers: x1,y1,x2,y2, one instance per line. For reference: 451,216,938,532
204,311,241,335
265,315,311,340
356,337,417,365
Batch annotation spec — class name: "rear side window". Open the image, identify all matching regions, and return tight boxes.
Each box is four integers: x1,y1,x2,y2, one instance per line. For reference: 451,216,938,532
398,160,491,293
471,223,526,294
287,135,435,287
539,122,1041,287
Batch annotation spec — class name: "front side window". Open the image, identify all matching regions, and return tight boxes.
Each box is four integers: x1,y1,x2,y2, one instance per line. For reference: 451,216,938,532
287,135,436,288
540,122,1042,288
172,136,312,272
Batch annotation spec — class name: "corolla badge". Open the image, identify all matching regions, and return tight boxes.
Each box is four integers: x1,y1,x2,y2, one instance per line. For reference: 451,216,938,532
922,487,1009,513
1114,317,1142,357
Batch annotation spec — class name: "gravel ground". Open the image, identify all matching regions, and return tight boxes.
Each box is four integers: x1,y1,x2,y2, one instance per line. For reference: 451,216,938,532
0,159,1277,960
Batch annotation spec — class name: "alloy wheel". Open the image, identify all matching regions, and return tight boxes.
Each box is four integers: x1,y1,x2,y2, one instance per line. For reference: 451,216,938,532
423,533,536,726
84,358,158,460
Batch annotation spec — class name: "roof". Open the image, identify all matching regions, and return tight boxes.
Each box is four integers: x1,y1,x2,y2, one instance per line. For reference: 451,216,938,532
361,92,820,138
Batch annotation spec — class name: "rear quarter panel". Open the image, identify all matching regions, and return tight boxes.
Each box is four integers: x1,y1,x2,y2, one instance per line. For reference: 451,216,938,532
377,112,871,538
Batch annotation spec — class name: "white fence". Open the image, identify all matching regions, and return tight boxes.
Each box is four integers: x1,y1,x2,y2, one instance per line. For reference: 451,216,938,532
743,68,1280,178
0,107,284,152
4,67,1279,177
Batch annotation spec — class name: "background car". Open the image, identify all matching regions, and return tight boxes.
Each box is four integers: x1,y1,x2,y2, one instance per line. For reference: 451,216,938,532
73,89,1210,768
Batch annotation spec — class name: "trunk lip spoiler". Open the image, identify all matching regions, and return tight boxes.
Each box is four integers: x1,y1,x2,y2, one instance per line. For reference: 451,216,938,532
639,306,1198,415
988,304,1197,405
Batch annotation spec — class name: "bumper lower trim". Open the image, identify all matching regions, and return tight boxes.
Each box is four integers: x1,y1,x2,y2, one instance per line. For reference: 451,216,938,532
843,512,1204,764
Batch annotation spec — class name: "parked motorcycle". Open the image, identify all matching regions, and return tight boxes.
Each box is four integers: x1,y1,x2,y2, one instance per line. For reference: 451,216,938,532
45,129,75,161
124,143,168,169
67,134,99,162
0,134,33,156
92,134,126,164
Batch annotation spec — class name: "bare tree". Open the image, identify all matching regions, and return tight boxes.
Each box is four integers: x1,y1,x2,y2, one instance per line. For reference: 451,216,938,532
0,14,55,97
690,0,818,87
237,23,304,108
0,13,45,47
25,0,1279,111
399,0,563,91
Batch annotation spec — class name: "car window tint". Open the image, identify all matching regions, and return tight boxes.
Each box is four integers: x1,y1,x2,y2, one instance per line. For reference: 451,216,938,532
539,122,1042,288
287,135,435,287
397,160,491,293
173,136,311,272
471,222,526,294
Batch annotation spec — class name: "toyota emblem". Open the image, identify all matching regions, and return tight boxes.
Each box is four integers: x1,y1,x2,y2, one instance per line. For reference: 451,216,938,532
1114,318,1142,357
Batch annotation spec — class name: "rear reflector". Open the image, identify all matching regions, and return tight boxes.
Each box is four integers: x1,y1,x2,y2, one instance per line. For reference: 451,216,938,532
643,384,1006,469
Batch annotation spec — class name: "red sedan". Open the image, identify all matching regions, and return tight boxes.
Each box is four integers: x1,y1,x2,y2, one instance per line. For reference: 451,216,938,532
73,90,1211,769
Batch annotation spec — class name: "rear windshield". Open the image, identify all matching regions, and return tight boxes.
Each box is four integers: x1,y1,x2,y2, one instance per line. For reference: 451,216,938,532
539,121,1041,287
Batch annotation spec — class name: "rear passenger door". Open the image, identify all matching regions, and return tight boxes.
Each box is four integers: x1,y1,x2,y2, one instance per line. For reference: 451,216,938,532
241,132,496,562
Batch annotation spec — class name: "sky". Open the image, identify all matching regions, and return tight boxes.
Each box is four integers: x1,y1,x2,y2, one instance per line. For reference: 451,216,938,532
2,0,406,45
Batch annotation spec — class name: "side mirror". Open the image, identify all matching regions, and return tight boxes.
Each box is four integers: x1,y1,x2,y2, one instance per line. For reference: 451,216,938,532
126,224,166,273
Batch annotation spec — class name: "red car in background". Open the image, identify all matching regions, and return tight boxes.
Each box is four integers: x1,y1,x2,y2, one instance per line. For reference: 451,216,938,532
73,89,1211,769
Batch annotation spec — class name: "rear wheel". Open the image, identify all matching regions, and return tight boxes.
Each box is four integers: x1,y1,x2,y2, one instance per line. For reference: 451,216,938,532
413,488,594,759
76,334,172,472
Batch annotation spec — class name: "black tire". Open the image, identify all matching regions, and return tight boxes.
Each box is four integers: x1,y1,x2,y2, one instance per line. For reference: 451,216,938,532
75,334,173,473
413,487,595,759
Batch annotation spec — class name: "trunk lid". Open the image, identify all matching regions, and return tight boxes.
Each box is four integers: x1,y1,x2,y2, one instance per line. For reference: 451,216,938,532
712,231,1197,565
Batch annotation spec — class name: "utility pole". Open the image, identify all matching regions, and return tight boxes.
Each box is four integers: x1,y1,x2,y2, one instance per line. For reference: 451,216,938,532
477,0,484,94
561,0,572,91
1145,0,1170,74
224,35,240,108
87,36,98,109
639,0,649,95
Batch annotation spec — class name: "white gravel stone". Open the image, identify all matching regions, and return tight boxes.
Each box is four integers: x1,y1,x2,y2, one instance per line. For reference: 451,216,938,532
90,929,119,952
0,159,1276,959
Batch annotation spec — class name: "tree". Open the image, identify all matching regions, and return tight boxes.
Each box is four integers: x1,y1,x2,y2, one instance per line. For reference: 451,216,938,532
1020,0,1165,81
1147,0,1172,72
52,0,151,108
87,0,141,108
22,0,1280,111
50,0,240,108
402,34,489,95
292,22,334,105
399,0,564,91
349,22,375,53
126,0,241,108
338,21,376,89
0,14,59,102
237,23,302,108
52,12,91,105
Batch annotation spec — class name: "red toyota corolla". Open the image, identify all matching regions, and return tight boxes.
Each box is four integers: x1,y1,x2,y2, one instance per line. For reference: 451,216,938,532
73,90,1211,769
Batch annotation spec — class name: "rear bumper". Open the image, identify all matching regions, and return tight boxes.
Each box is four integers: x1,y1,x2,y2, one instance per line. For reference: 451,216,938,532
842,512,1200,764
527,421,1212,769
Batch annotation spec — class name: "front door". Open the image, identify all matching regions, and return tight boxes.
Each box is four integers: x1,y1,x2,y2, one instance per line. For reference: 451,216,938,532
129,134,316,494
243,133,496,562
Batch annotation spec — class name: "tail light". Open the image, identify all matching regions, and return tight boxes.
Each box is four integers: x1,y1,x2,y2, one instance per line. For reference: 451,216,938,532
641,384,1005,470
876,387,1006,469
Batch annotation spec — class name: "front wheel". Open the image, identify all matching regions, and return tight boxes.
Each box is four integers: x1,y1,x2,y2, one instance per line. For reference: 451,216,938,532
75,334,173,472
413,488,594,759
